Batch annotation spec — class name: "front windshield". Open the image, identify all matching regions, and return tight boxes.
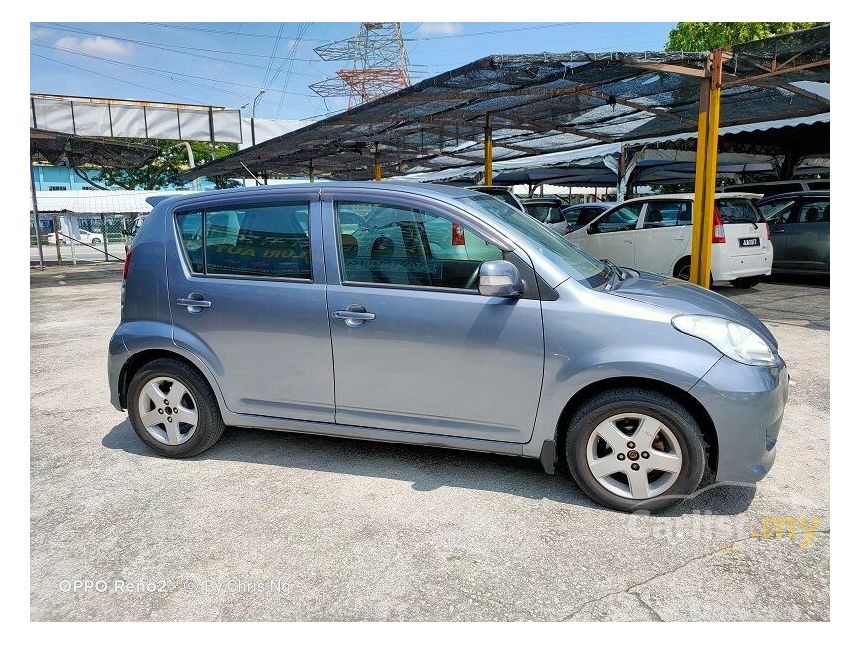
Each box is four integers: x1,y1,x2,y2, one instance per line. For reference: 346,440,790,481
459,194,606,287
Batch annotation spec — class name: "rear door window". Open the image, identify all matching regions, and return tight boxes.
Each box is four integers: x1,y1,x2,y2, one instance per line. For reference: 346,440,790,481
641,201,692,228
176,203,312,280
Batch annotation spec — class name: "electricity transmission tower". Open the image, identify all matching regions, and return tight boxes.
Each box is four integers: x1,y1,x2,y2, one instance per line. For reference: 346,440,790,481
309,22,411,106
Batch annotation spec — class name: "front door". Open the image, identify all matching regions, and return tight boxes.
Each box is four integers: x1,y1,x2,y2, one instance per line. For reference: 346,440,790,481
322,194,544,444
166,195,335,422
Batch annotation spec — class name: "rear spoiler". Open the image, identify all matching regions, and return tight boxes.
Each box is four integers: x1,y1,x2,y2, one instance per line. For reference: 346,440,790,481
145,195,175,207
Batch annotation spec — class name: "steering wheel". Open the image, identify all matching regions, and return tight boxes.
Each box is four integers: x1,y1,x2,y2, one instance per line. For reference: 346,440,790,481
464,264,481,290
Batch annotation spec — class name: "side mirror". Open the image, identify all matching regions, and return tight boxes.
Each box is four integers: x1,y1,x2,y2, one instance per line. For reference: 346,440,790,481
588,222,599,234
478,260,523,298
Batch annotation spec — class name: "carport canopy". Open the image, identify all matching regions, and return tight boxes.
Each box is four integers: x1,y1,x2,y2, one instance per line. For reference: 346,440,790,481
176,25,829,183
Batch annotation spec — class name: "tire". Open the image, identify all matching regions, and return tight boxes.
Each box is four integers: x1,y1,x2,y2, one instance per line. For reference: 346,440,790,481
564,388,707,513
730,277,761,289
673,258,691,282
127,358,226,458
91,237,102,245
673,258,713,289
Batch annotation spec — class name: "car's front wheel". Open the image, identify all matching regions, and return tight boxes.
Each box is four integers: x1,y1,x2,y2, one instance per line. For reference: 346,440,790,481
565,388,706,512
127,358,226,458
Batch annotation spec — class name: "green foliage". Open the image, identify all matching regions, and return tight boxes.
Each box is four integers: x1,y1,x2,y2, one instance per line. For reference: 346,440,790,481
665,22,822,52
95,140,238,190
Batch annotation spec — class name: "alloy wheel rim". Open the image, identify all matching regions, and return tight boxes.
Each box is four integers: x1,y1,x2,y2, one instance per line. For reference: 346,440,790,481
586,413,683,500
137,376,198,445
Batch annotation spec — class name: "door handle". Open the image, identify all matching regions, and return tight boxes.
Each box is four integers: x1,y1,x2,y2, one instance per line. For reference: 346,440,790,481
332,305,375,327
177,294,211,313
624,239,634,244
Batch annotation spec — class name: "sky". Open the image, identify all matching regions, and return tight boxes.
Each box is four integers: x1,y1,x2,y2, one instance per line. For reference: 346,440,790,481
30,22,676,122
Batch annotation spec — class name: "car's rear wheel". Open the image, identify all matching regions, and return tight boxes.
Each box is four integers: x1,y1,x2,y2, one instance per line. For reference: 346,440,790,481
730,276,761,289
127,358,225,457
91,237,102,244
565,388,706,512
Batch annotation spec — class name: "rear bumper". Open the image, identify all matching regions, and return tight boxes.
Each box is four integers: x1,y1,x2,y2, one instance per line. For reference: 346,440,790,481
690,355,789,483
711,245,773,281
108,331,130,411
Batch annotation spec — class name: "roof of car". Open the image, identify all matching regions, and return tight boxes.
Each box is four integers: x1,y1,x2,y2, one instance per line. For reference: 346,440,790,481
146,181,484,211
619,192,763,203
563,202,612,209
521,197,563,204
758,190,830,200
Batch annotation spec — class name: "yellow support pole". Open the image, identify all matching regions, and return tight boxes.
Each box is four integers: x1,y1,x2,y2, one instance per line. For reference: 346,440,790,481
373,143,382,181
690,49,723,288
484,116,493,187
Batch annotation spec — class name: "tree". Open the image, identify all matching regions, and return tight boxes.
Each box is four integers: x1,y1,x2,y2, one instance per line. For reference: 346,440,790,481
95,139,238,190
666,22,822,52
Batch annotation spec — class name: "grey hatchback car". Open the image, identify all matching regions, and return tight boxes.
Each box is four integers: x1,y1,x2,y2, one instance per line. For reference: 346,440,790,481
109,182,788,512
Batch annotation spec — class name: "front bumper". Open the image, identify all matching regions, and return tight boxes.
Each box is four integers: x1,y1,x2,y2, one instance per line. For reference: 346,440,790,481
689,355,789,482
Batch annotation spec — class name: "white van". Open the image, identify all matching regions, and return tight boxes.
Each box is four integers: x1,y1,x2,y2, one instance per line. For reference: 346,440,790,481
566,193,773,287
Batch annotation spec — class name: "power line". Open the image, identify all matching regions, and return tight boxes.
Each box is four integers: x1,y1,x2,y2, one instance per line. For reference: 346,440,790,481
36,24,445,69
141,22,332,42
31,52,191,102
260,23,285,89
31,41,322,102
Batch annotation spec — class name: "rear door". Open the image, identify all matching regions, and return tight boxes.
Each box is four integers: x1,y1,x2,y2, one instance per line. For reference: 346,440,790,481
166,194,335,422
633,200,692,275
718,198,768,257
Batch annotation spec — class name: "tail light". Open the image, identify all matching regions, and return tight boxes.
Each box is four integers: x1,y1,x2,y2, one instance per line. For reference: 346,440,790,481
712,206,726,244
762,221,770,241
122,247,133,280
451,222,465,246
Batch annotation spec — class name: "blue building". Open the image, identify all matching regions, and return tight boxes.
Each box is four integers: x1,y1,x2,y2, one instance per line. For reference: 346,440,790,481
31,165,216,192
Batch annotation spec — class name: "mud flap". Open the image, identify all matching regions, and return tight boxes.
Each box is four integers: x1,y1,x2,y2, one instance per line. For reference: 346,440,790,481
539,439,556,475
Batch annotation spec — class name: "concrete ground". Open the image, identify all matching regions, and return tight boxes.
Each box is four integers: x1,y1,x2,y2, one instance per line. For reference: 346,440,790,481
30,264,829,621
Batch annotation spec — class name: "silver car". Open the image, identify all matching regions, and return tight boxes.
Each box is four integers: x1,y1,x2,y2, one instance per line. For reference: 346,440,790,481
109,182,788,512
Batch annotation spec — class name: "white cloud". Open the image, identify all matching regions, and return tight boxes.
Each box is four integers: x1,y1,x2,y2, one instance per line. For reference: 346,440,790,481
55,36,134,57
417,23,463,36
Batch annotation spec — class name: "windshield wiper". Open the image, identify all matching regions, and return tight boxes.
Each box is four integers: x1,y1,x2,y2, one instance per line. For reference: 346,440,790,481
601,258,627,284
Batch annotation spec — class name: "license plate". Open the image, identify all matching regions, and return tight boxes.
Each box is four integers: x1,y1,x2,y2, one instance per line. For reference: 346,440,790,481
739,237,760,247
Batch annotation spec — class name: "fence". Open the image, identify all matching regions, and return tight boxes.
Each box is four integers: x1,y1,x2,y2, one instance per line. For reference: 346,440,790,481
30,214,133,267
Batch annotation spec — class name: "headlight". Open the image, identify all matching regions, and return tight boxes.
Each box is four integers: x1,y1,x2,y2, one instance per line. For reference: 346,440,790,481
672,315,777,367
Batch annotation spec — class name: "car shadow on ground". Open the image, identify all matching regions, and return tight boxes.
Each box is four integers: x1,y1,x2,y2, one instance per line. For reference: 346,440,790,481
102,420,755,516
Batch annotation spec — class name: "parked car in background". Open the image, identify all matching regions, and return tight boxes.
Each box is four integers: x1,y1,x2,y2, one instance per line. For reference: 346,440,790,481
562,202,613,231
110,182,787,513
567,193,772,288
757,190,829,275
467,186,526,212
717,179,829,197
46,228,103,246
521,197,571,234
